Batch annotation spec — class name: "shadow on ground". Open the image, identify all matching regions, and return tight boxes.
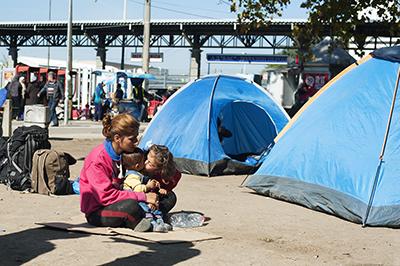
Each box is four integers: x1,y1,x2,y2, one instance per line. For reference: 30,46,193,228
0,227,201,265
101,237,201,265
0,227,88,265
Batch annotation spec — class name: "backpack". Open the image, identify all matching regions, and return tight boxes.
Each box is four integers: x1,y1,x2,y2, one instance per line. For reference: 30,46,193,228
5,125,51,190
31,149,76,195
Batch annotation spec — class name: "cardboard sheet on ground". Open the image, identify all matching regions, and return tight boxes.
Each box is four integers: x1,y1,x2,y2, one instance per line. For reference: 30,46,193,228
36,215,221,244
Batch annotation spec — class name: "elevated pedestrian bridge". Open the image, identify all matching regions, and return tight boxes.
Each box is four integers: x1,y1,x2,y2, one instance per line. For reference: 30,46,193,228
0,19,398,77
0,19,397,49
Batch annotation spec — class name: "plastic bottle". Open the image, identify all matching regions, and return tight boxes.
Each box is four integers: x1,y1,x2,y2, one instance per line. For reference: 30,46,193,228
72,177,80,194
168,212,205,228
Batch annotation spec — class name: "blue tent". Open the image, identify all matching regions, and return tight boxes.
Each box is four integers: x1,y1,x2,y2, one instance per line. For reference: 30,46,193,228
139,75,289,176
244,46,400,227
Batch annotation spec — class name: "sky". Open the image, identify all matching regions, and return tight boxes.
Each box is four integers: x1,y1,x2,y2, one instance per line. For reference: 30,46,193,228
0,0,307,75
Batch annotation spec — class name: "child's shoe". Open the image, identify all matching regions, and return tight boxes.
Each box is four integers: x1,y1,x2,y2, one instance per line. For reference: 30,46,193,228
164,223,173,231
152,219,169,233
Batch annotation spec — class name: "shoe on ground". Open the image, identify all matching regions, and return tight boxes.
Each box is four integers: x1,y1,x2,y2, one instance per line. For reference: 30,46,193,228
164,223,173,231
152,223,168,233
152,219,169,233
133,218,152,232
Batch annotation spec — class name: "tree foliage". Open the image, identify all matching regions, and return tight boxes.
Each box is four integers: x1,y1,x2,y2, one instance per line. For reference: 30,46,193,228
229,0,400,56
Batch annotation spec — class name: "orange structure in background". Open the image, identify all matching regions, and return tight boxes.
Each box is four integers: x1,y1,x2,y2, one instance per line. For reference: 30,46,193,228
15,64,66,88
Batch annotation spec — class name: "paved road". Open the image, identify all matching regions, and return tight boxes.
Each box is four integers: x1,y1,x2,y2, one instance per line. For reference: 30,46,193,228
11,120,149,139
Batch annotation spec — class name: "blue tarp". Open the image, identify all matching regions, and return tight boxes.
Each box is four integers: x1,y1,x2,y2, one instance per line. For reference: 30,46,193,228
0,88,8,107
139,75,289,176
245,46,400,227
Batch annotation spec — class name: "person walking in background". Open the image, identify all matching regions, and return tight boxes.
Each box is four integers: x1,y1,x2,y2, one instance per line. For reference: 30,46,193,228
289,75,312,117
115,83,124,103
37,71,64,127
133,81,148,121
8,75,22,120
93,82,106,122
25,75,41,105
37,75,47,104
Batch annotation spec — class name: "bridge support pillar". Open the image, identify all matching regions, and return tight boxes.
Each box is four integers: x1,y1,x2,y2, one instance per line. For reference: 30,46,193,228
96,46,107,70
7,44,18,68
189,47,202,81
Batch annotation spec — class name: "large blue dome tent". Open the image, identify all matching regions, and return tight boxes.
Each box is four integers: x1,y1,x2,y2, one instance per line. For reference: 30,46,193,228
139,75,289,176
244,46,400,227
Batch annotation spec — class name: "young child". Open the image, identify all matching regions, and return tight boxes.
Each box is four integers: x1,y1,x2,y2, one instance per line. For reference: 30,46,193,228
142,144,182,215
122,148,157,192
122,148,172,232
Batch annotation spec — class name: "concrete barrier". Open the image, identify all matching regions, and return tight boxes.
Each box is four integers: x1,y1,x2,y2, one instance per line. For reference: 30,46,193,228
24,104,49,128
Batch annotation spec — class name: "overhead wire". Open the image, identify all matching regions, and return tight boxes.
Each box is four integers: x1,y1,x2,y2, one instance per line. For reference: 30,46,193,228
127,0,218,19
152,0,233,15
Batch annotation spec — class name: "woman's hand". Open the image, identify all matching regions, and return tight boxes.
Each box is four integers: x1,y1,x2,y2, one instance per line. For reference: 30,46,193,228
158,188,168,196
146,179,160,191
148,203,157,211
145,192,159,208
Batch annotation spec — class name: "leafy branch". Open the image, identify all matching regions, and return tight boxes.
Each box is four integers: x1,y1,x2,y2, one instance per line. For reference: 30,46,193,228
229,0,400,58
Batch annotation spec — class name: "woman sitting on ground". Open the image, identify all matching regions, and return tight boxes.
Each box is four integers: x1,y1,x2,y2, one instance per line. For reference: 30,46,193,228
79,113,158,232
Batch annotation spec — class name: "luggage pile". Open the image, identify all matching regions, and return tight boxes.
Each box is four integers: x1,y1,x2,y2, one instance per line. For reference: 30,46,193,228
0,125,76,195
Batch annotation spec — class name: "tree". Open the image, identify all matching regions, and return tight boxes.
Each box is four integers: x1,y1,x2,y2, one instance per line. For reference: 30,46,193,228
229,0,400,57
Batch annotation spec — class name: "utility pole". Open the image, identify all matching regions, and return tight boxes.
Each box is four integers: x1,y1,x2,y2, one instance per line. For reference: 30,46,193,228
121,0,127,69
123,0,127,20
47,0,52,67
65,0,73,125
142,0,151,90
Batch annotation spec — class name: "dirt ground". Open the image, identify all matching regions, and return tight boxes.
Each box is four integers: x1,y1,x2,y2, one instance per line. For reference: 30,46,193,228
0,137,399,265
